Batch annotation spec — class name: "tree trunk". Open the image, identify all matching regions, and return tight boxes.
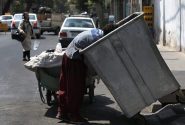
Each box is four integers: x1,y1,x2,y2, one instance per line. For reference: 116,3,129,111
3,0,13,14
25,0,32,12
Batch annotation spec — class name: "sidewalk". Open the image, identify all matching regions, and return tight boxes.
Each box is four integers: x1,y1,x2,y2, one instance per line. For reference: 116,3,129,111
157,45,185,89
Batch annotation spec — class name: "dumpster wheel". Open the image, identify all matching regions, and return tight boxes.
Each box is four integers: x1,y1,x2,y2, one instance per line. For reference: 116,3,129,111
176,89,185,104
131,113,147,125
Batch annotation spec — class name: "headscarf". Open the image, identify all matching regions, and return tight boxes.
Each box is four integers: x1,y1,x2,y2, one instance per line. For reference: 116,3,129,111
65,28,104,59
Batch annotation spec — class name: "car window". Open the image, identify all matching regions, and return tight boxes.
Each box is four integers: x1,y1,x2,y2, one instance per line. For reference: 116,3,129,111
14,14,22,20
64,18,94,28
29,15,36,20
2,16,12,20
14,14,36,20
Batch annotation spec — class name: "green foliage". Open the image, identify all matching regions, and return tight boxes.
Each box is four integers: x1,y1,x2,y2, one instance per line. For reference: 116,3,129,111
12,0,25,14
53,0,69,13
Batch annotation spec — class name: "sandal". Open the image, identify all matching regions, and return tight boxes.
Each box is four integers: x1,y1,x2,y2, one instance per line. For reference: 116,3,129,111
56,112,69,121
56,112,61,119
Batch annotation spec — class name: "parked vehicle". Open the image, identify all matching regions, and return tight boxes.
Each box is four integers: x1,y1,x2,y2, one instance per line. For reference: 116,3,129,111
0,15,13,30
37,7,65,35
0,16,2,21
58,16,96,47
11,13,41,39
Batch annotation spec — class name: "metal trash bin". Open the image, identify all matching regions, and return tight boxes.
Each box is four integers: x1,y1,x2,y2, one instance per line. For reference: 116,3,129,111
80,12,180,118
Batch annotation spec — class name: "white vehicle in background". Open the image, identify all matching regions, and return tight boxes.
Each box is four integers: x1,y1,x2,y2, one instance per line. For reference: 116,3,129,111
58,16,96,47
0,15,13,30
0,16,2,21
11,13,41,39
37,7,65,35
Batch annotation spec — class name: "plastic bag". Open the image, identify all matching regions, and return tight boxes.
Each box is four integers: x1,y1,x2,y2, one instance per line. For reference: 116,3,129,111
55,43,62,53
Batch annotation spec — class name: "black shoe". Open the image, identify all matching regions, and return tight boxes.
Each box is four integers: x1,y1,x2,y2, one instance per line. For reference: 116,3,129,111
22,58,27,61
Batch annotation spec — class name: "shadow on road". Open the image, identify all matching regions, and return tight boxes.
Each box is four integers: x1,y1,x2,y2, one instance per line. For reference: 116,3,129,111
44,104,58,119
43,94,147,125
43,85,185,125
37,36,46,40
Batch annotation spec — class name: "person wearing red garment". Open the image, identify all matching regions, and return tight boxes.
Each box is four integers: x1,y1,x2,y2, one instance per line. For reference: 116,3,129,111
57,24,117,123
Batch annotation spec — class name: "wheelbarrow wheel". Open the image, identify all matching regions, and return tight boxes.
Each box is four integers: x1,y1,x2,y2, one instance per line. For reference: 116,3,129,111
176,89,185,104
38,81,47,104
46,90,52,106
46,90,57,106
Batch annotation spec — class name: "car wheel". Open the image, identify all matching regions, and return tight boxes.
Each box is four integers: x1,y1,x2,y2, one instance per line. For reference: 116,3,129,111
54,27,60,35
41,31,44,35
11,34,16,39
36,34,41,39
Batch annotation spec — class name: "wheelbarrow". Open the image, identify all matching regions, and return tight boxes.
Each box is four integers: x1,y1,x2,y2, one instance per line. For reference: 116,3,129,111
35,66,96,106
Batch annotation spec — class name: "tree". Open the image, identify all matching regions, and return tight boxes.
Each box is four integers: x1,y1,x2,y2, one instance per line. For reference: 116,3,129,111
3,0,14,14
53,0,69,13
12,0,25,14
25,0,33,12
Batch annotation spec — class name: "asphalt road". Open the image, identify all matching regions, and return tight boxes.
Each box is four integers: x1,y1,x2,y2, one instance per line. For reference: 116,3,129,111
1,32,185,125
0,32,62,125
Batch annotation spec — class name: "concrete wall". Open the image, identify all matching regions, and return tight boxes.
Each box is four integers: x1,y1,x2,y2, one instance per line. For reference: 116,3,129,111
153,0,185,51
181,0,185,52
165,0,180,50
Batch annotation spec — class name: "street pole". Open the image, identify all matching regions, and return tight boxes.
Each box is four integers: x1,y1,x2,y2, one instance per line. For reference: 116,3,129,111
139,0,142,12
179,0,182,51
163,0,166,46
130,0,132,14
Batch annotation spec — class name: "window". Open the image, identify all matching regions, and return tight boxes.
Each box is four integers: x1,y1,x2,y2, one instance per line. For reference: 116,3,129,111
2,16,12,20
29,15,36,20
14,15,22,20
64,18,94,28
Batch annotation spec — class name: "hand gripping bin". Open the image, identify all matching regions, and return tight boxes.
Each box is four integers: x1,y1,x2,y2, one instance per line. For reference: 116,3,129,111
80,12,180,118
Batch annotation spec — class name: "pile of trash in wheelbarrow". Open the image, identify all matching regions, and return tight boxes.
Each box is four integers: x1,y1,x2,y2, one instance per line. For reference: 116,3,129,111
24,43,97,106
25,12,185,121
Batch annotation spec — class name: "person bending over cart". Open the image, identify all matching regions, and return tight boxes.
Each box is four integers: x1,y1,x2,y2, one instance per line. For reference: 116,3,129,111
56,24,117,123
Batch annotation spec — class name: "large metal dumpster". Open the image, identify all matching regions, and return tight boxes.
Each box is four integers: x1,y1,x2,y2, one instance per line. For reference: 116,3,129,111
80,12,180,118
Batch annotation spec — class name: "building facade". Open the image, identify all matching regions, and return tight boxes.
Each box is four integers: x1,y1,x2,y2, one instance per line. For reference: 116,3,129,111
152,0,185,52
109,0,143,22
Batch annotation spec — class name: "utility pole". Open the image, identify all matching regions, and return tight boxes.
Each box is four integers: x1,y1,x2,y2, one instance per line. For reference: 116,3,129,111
163,0,166,46
139,0,142,11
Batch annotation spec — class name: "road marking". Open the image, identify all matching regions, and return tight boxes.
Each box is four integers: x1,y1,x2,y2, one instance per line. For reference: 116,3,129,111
32,40,40,50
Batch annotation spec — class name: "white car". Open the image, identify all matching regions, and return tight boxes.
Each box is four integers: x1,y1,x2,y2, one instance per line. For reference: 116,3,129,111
11,13,41,39
58,16,96,47
0,15,13,30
